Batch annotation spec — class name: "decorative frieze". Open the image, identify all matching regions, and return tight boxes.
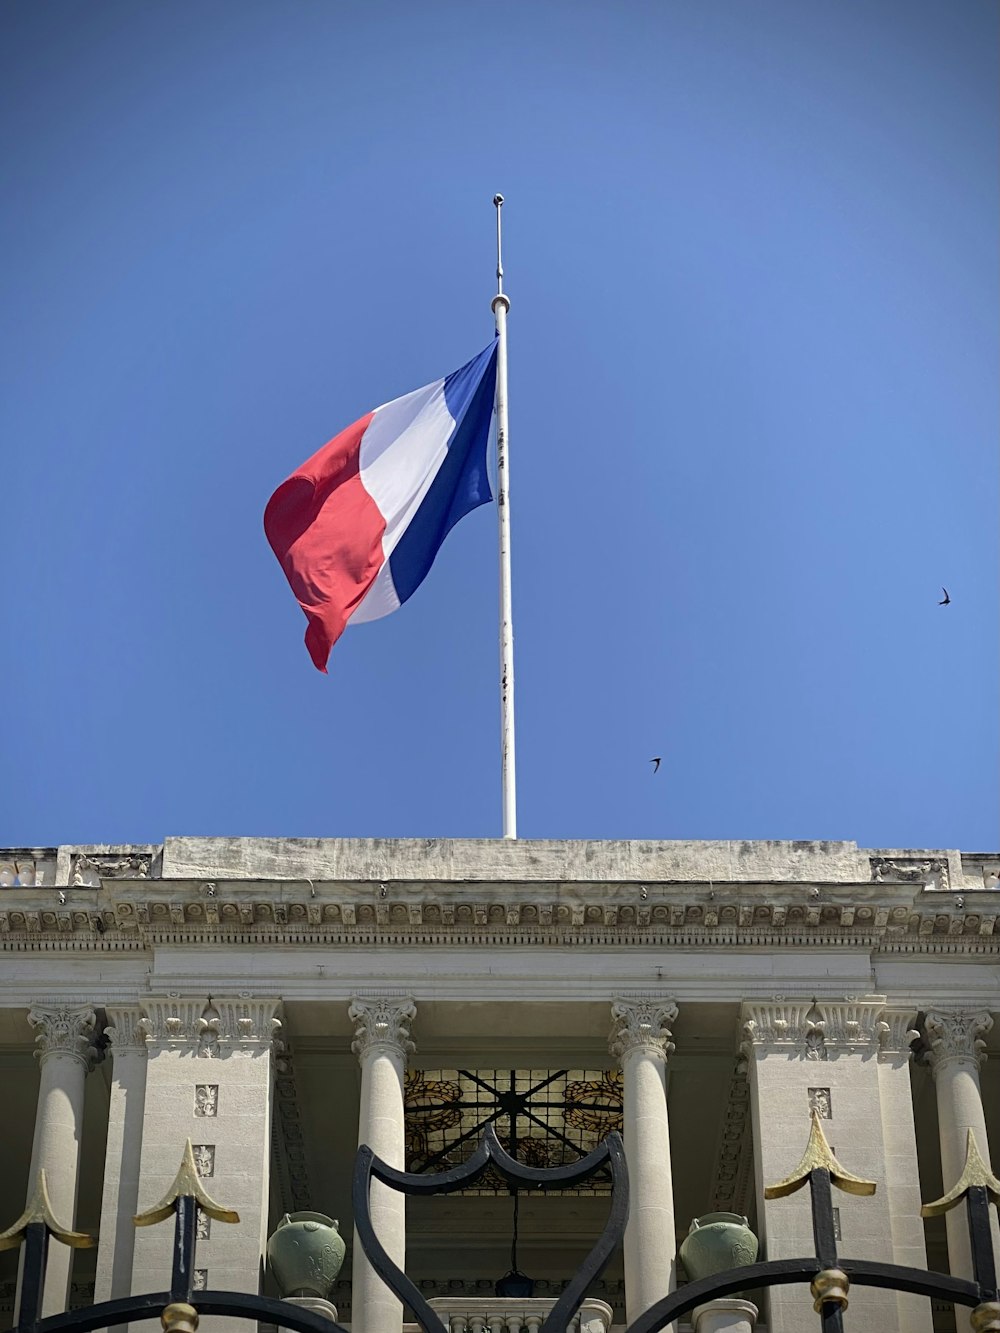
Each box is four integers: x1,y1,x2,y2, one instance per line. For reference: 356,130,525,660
349,996,416,1060
920,1009,993,1072
870,856,949,889
608,997,677,1061
26,1004,98,1069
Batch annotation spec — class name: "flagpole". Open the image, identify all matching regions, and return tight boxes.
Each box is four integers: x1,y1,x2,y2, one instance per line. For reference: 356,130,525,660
492,194,517,839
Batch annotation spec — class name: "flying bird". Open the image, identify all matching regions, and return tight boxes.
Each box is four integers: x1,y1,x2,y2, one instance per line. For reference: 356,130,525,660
650,757,662,773
938,587,951,606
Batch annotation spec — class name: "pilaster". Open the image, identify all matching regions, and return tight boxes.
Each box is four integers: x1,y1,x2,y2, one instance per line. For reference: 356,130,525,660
95,1007,148,1318
875,1008,929,1331
130,995,282,1333
741,997,929,1333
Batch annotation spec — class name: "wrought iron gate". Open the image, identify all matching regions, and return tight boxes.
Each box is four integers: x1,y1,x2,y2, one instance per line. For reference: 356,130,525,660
1,1113,997,1333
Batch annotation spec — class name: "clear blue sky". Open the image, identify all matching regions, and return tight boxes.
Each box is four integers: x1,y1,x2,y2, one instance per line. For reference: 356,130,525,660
2,1,996,850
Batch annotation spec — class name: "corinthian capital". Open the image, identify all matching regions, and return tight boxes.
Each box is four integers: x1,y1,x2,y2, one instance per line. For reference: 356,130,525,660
922,1009,993,1072
349,996,416,1061
609,998,677,1062
27,1005,98,1069
104,1005,147,1056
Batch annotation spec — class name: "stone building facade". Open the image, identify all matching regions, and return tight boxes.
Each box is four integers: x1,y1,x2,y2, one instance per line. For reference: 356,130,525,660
0,837,997,1333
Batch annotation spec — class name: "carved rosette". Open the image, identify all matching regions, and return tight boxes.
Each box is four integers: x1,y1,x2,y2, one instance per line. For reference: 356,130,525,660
922,1009,993,1073
349,996,416,1062
27,1005,98,1070
104,1005,148,1057
608,998,677,1062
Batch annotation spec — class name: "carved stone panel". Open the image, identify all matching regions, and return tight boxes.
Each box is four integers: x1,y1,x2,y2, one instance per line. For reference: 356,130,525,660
194,1085,218,1117
192,1145,215,1178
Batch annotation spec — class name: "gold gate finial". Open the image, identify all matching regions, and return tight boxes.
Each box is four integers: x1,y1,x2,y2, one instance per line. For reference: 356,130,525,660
921,1129,1000,1217
134,1140,240,1227
0,1169,96,1250
765,1110,877,1199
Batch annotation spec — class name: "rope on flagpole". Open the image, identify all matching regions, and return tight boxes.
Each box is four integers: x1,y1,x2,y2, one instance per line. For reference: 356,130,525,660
492,194,516,839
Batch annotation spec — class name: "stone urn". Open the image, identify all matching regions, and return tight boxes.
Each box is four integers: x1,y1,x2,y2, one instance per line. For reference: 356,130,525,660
679,1212,758,1282
266,1212,346,1299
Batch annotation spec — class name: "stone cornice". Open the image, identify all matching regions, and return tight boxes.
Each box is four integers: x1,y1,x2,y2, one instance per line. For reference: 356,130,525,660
608,997,677,1061
349,995,416,1061
920,1008,993,1072
27,1004,98,1069
0,883,997,954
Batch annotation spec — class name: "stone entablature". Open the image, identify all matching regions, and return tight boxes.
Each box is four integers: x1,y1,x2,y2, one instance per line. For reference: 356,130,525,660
0,879,996,953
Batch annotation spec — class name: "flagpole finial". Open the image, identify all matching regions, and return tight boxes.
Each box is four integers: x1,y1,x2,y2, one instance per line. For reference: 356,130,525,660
492,194,507,307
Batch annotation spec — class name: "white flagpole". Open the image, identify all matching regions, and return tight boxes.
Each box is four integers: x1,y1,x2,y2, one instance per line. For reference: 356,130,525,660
492,194,517,839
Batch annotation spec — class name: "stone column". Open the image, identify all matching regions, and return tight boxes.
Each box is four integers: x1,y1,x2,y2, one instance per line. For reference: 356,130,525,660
921,1009,1000,1304
94,1007,148,1320
742,998,928,1333
23,1005,98,1316
609,997,678,1324
130,996,282,1333
349,995,416,1333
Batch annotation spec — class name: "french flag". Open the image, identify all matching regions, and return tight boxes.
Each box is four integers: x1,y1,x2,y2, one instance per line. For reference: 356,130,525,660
264,340,499,672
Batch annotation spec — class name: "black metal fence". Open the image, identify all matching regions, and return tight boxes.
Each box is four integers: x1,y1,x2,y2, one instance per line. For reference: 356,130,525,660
1,1113,997,1333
